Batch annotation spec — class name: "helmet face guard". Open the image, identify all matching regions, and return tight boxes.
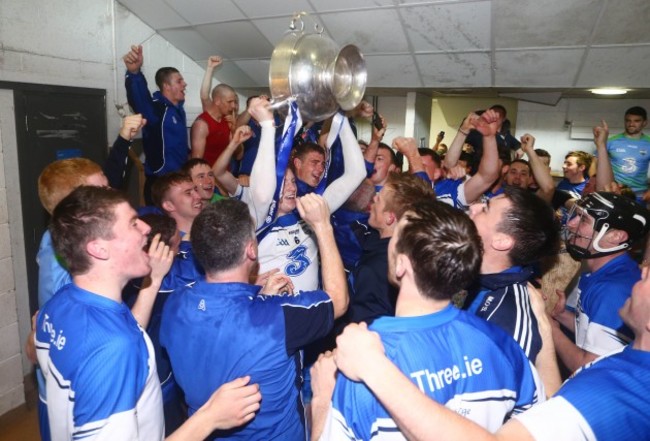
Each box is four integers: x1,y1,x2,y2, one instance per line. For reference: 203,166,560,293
565,192,649,260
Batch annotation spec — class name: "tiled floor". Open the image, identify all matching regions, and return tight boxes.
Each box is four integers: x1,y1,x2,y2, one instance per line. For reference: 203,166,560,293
0,375,40,441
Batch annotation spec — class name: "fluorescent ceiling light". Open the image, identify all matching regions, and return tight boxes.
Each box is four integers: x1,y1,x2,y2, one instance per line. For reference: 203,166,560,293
590,88,628,95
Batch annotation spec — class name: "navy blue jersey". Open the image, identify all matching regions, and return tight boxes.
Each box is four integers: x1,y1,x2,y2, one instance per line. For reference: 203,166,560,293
125,71,188,176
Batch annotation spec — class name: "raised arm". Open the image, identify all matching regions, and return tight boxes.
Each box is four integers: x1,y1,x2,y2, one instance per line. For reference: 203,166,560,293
104,114,146,190
463,110,500,204
129,234,173,329
212,125,253,195
247,98,278,227
594,120,615,190
200,56,222,112
444,112,477,169
297,194,348,318
322,117,366,212
364,114,386,166
521,134,554,203
393,137,425,175
123,45,158,122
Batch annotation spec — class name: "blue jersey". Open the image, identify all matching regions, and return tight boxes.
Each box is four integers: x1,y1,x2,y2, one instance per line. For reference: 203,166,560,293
435,178,468,210
37,230,71,308
35,284,163,441
160,281,334,440
516,345,650,441
556,178,588,200
575,253,637,355
125,71,188,176
606,133,650,195
330,207,371,271
325,305,543,439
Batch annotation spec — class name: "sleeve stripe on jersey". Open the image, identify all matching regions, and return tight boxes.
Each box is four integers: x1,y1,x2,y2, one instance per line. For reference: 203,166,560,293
450,389,518,403
512,284,534,357
281,298,332,310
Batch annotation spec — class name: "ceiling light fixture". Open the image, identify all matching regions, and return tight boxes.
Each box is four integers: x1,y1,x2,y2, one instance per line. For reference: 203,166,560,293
590,88,629,95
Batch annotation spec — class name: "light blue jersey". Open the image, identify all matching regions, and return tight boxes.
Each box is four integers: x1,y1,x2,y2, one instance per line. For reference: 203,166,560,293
324,305,544,440
606,133,650,196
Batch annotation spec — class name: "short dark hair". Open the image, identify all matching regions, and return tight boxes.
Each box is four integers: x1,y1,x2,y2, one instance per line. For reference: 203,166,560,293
51,186,129,275
139,214,177,249
498,143,512,165
182,158,211,175
418,148,442,167
155,67,180,90
499,187,560,266
625,106,647,120
151,172,193,211
565,151,593,178
396,200,482,300
490,104,507,118
379,143,402,168
534,149,551,160
290,142,326,170
191,199,255,274
510,159,531,174
383,173,435,220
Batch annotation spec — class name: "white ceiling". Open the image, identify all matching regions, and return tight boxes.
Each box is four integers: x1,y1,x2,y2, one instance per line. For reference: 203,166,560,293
117,0,650,101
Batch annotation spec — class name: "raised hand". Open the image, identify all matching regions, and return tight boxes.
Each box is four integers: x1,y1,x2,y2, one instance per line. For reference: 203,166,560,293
123,44,143,74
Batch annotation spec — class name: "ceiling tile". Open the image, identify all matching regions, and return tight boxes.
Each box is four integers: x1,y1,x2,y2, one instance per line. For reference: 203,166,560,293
164,0,245,25
592,0,650,44
578,46,650,88
309,0,396,12
254,17,312,47
118,0,187,28
235,0,314,18
495,49,584,87
417,53,492,87
400,1,491,52
233,59,273,87
208,61,257,88
365,55,420,87
493,0,600,48
320,9,409,53
195,21,275,59
158,28,215,60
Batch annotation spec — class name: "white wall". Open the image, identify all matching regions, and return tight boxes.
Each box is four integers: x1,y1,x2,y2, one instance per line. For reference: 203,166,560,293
0,0,226,416
515,98,650,173
0,89,27,416
356,95,407,147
